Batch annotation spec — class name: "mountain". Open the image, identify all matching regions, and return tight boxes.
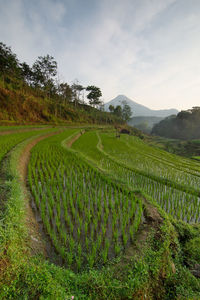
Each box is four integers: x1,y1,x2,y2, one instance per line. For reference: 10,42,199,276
104,95,179,118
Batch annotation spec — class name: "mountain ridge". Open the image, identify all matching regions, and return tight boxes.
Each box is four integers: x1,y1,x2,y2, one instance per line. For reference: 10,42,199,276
104,95,179,118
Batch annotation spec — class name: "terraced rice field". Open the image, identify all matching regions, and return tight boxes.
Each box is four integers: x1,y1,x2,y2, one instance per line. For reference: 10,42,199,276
28,130,143,270
1,126,200,273
72,130,200,224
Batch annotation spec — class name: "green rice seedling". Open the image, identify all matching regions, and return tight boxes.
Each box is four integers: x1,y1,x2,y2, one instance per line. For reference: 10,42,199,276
69,236,75,252
114,242,121,256
55,214,61,232
102,246,108,264
85,237,89,250
65,213,71,228
75,255,82,271
94,218,98,231
129,225,134,242
103,197,107,210
61,229,67,245
91,243,97,258
87,211,92,224
33,189,40,209
77,227,81,240
78,215,83,228
48,204,53,221
84,221,88,235
113,228,118,242
88,254,95,268
97,234,102,249
77,243,82,257
45,217,52,237
122,230,128,247
67,251,73,267
60,246,66,260
56,202,61,219
97,206,102,222
102,224,106,238
71,205,76,220
90,226,94,241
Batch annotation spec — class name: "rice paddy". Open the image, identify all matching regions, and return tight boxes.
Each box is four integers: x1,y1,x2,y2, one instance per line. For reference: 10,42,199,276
2,127,196,270
28,130,143,270
72,130,200,224
1,126,200,299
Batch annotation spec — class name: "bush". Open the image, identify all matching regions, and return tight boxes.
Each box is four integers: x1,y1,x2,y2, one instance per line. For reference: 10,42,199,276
185,237,200,263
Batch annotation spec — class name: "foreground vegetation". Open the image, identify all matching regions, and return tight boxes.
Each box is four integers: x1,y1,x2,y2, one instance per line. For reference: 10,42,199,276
0,126,200,299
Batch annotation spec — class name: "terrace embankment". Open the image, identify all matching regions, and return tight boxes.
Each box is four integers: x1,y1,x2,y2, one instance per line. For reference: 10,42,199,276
114,198,178,300
122,197,163,264
66,130,84,148
18,131,61,256
0,127,50,135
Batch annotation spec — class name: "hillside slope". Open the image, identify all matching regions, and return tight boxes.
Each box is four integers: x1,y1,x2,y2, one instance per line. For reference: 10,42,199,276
0,79,121,125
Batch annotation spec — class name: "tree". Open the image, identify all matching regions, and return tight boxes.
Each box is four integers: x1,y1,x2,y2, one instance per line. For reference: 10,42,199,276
152,107,200,139
109,104,115,112
122,100,132,121
98,100,105,111
86,85,102,107
59,82,73,105
114,105,123,118
20,62,33,85
108,101,132,121
71,81,84,106
32,55,57,96
0,42,20,79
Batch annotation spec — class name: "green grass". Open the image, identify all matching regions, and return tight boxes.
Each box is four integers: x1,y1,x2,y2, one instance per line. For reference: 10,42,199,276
0,125,50,131
192,156,200,161
0,129,54,163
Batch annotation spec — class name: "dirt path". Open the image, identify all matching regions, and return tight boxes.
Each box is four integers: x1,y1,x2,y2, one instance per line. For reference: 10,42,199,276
18,131,60,256
67,130,84,148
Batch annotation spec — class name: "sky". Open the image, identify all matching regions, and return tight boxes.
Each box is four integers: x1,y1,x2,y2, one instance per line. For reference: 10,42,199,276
0,0,200,111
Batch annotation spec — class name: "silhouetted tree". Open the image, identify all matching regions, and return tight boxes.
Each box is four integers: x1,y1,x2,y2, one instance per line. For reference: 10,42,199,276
86,85,102,107
114,105,123,118
121,100,132,121
109,104,115,112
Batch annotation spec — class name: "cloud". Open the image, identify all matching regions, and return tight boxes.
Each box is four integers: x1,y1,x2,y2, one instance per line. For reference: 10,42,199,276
0,0,66,62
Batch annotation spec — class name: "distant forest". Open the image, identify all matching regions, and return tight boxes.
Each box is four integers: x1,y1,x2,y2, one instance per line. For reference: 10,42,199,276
152,107,200,140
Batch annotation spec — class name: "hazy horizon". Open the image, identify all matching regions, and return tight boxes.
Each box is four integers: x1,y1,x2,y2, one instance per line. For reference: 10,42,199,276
0,0,200,111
